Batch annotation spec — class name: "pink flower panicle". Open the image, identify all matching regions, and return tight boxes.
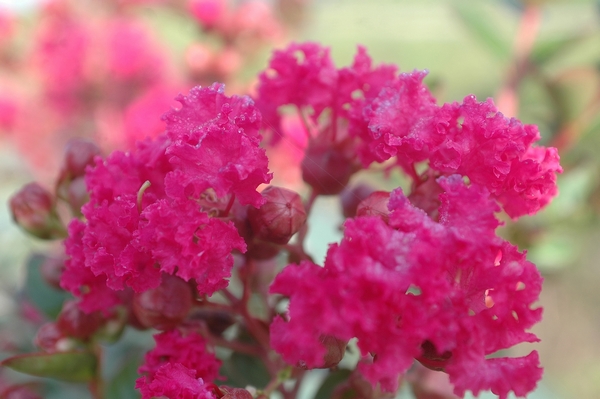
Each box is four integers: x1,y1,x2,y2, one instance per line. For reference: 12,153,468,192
46,41,561,399
61,83,271,313
270,176,544,398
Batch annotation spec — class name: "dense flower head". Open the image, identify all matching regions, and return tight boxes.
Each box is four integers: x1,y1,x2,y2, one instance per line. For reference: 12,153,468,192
136,330,221,398
140,363,216,399
270,175,543,398
363,94,562,218
61,84,271,313
256,42,399,134
256,42,560,218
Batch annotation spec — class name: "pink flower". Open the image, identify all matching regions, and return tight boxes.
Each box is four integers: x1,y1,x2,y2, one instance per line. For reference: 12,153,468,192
139,363,217,399
270,176,543,398
363,93,561,218
62,85,270,310
136,329,222,396
257,42,338,123
423,96,561,218
163,83,272,207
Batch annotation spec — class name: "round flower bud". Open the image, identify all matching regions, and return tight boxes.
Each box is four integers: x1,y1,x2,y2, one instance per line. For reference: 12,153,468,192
416,340,452,372
356,191,391,223
340,183,375,218
219,387,253,399
61,139,101,179
9,183,64,239
55,139,100,204
40,255,65,290
408,175,443,219
301,143,356,195
65,176,89,215
319,335,347,369
190,308,235,336
34,322,64,351
56,300,105,340
132,274,194,330
248,186,307,245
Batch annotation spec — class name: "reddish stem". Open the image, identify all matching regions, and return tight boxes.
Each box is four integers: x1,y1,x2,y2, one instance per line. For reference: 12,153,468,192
496,4,541,117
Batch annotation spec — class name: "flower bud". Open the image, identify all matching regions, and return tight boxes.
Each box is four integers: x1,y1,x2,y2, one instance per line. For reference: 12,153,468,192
301,142,356,195
132,274,193,330
219,386,253,399
40,255,65,290
61,139,101,179
34,322,64,351
340,184,375,218
55,139,99,206
56,300,105,340
356,191,391,223
415,340,452,372
408,175,443,220
185,43,214,76
248,186,306,245
9,183,64,239
189,308,235,336
319,335,347,368
189,0,227,30
65,176,89,215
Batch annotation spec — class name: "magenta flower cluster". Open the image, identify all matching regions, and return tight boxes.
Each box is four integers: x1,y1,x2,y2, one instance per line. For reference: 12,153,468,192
41,42,561,398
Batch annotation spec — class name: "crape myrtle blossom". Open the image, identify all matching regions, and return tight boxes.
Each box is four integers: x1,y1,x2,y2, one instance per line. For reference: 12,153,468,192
270,176,543,399
366,94,561,218
4,40,560,399
256,41,561,218
136,329,221,399
61,83,272,313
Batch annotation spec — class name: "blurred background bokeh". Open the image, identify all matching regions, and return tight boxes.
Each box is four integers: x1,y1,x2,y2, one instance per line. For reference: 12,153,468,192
1,0,599,398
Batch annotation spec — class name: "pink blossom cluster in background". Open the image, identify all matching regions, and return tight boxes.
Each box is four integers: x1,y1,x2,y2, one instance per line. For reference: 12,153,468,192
6,40,561,399
0,0,293,179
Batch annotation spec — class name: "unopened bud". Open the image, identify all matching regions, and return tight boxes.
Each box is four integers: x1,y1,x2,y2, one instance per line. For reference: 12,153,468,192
189,0,227,30
356,191,391,223
340,184,375,218
132,274,193,330
56,300,105,340
416,340,452,372
65,176,89,215
185,43,214,76
219,386,253,399
189,308,235,336
213,47,242,79
319,335,347,368
34,322,64,351
248,186,306,245
40,255,65,290
301,143,356,195
408,176,443,220
56,139,99,205
9,183,64,239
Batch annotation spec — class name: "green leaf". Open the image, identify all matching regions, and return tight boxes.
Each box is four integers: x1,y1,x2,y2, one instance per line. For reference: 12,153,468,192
453,1,511,61
1,351,97,382
314,368,352,399
23,254,70,319
220,352,270,389
106,354,141,399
